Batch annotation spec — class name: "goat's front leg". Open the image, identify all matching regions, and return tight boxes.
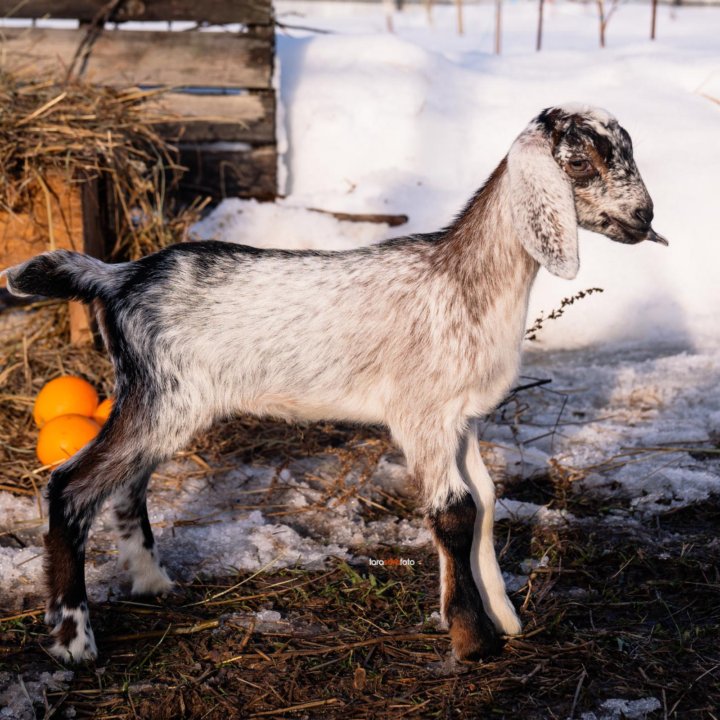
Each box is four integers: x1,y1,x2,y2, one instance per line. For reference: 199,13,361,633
427,491,502,660
459,420,522,635
391,417,501,660
396,422,501,660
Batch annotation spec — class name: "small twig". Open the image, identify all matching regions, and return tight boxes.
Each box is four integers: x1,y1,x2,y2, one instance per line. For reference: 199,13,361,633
249,698,340,717
66,0,129,81
700,93,720,107
220,632,441,665
498,378,552,408
306,207,408,226
569,667,587,718
106,618,220,643
525,288,604,341
185,554,283,606
0,608,44,623
275,20,332,35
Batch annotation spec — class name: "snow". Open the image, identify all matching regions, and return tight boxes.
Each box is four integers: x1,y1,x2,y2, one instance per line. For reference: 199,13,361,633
0,455,431,609
192,198,389,252
579,696,663,720
1,3,719,657
0,671,74,720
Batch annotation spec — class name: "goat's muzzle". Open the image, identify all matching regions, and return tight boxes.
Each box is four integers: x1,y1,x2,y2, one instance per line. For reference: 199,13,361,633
603,213,669,247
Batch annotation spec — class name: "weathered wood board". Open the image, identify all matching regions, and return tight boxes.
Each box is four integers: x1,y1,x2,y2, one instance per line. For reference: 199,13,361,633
177,144,276,201
0,0,271,25
0,174,92,344
153,92,275,144
0,28,272,89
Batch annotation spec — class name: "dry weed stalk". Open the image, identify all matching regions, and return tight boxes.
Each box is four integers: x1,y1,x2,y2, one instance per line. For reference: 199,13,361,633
525,288,604,341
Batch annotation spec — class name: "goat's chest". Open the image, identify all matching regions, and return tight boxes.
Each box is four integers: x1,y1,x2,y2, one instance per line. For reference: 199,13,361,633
451,296,529,411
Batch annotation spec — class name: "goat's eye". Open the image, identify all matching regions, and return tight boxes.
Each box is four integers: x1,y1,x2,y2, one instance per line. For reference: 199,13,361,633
568,158,592,174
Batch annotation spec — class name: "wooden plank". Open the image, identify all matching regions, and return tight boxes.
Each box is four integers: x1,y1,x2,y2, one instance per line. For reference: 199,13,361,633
0,1,272,25
176,144,276,202
69,301,92,345
0,28,272,89
151,92,275,143
0,174,84,271
0,172,92,344
80,176,114,261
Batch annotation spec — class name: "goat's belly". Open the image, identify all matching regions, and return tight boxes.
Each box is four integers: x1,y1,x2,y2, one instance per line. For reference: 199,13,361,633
242,390,386,425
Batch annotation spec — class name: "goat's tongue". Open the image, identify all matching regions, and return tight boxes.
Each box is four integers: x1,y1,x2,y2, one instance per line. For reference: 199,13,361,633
646,228,669,246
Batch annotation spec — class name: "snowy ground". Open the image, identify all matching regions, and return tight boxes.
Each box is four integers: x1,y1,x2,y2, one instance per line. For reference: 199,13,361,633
1,3,719,715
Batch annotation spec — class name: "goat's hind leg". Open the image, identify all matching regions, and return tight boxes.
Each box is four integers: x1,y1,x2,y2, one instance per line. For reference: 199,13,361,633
113,469,173,597
44,459,98,663
43,430,147,662
44,409,175,661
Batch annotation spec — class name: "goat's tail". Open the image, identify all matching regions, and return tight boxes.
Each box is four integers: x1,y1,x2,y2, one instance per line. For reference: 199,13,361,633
2,250,121,303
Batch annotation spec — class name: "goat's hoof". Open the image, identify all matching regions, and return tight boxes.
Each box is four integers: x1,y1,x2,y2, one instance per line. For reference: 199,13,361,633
50,641,97,665
494,605,523,637
48,606,98,664
449,611,503,661
130,565,174,597
49,638,98,664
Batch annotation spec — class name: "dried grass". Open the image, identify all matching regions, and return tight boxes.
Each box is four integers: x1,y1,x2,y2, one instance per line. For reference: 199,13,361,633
0,71,206,260
0,70,389,492
3,498,718,719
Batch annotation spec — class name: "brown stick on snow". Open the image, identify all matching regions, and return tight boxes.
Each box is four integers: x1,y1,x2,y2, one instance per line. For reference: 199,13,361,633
651,0,658,40
456,0,464,35
495,0,502,55
537,0,545,51
425,0,434,26
307,208,409,226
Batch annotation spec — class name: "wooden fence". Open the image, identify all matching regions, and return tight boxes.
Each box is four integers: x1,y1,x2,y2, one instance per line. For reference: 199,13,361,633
0,0,277,201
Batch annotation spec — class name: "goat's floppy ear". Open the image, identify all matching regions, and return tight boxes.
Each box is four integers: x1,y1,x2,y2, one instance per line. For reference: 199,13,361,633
507,129,579,279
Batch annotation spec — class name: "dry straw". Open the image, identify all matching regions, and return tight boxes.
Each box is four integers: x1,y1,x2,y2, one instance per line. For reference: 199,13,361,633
0,70,205,260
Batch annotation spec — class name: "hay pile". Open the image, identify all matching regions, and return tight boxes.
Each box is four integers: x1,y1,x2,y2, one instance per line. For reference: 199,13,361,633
0,71,205,260
0,303,112,495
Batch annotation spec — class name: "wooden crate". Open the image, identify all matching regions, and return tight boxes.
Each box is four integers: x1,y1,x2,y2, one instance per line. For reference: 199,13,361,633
0,174,99,345
0,0,277,202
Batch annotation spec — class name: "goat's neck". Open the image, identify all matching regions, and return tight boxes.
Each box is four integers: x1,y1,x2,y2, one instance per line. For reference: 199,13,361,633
435,158,540,311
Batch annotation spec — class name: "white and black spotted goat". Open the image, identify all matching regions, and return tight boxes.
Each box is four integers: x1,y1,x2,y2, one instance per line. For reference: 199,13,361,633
3,104,667,663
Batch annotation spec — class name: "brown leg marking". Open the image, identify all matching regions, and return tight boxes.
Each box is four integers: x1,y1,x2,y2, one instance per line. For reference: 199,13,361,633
428,493,502,660
44,523,87,625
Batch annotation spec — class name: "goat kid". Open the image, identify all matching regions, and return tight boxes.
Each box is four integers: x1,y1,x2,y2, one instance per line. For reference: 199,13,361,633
3,104,666,663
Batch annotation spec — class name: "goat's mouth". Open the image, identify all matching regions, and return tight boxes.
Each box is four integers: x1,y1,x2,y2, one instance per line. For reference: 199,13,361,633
602,214,669,247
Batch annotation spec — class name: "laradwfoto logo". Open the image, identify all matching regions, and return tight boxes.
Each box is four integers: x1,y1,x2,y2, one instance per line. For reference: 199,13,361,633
367,557,416,567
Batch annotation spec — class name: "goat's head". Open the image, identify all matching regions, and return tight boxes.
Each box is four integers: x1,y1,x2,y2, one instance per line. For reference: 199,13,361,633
507,104,667,280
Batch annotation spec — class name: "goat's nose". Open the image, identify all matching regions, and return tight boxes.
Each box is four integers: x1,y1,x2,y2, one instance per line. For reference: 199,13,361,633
634,207,653,228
